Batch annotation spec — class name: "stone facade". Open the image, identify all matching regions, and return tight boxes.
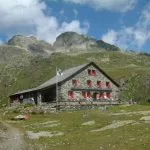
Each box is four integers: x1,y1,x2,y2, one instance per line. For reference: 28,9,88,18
59,64,119,103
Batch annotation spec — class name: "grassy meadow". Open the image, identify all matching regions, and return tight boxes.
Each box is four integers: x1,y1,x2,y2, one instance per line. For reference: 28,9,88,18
1,105,150,150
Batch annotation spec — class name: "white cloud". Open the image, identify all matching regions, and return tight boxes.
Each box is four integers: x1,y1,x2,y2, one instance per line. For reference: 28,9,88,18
64,0,137,12
102,30,117,45
0,0,89,43
102,3,150,50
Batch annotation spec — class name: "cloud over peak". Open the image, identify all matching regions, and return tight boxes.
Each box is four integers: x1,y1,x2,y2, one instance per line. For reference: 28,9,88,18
102,2,150,50
0,0,89,43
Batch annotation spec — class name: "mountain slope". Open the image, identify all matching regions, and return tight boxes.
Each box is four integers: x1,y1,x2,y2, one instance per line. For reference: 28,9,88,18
0,51,149,107
0,45,30,65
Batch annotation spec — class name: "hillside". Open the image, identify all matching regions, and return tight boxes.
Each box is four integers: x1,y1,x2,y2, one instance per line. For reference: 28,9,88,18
0,51,149,106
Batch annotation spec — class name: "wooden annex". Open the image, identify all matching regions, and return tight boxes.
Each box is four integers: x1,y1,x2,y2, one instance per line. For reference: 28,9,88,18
10,62,120,107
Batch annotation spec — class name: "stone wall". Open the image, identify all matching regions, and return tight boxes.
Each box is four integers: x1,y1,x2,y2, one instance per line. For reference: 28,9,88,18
59,64,119,102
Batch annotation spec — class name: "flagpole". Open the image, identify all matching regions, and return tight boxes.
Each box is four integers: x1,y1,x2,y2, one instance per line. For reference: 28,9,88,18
56,67,58,110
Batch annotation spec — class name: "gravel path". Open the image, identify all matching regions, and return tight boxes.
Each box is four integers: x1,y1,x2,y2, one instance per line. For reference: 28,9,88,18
0,123,27,150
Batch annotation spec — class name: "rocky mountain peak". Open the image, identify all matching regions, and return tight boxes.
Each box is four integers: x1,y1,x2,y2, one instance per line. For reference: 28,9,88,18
53,32,120,52
8,35,55,56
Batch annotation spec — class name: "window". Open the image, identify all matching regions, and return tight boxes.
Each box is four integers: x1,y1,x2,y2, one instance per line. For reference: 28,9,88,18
106,92,111,99
106,82,110,88
92,70,96,76
82,91,87,99
68,91,74,100
87,80,92,87
88,69,92,76
99,92,104,99
97,81,101,88
72,79,78,87
88,69,96,76
87,91,91,98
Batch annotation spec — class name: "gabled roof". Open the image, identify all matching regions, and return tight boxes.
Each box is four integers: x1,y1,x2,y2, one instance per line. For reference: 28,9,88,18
39,63,87,89
10,62,120,96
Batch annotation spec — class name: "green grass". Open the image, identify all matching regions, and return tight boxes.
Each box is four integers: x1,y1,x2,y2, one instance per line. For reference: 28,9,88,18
2,105,150,150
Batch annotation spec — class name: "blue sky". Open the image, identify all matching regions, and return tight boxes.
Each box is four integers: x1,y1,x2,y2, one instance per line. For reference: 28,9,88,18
0,0,150,52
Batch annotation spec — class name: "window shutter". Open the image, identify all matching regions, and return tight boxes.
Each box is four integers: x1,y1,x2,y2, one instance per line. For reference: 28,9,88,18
92,70,96,76
97,81,101,88
87,80,92,87
87,91,91,98
82,91,86,99
72,80,78,87
68,91,74,100
88,69,92,76
100,92,104,99
106,82,110,88
106,92,111,99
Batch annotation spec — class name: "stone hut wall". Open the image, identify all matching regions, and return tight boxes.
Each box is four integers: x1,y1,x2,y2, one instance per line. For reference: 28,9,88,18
58,64,119,103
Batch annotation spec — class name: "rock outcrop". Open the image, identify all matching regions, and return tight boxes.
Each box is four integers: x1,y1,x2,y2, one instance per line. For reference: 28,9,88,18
8,35,55,56
53,32,120,52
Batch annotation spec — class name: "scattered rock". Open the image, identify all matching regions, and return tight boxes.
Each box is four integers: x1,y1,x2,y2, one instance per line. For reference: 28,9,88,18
111,111,150,116
13,114,29,120
44,123,60,128
27,131,64,139
90,120,135,132
25,120,59,127
14,115,25,120
140,116,150,121
129,138,136,141
132,122,141,125
82,120,95,126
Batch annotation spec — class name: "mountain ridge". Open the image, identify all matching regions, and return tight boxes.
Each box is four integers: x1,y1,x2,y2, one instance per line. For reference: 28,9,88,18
0,32,121,61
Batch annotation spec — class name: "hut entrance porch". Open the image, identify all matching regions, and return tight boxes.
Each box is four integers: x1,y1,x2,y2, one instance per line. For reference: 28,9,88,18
41,86,56,103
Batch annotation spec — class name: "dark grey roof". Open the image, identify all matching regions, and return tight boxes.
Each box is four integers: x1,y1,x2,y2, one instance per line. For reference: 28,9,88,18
39,63,87,89
10,63,88,96
12,87,39,95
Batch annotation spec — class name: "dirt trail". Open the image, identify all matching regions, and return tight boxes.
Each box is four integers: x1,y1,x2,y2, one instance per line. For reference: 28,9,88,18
0,123,27,150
